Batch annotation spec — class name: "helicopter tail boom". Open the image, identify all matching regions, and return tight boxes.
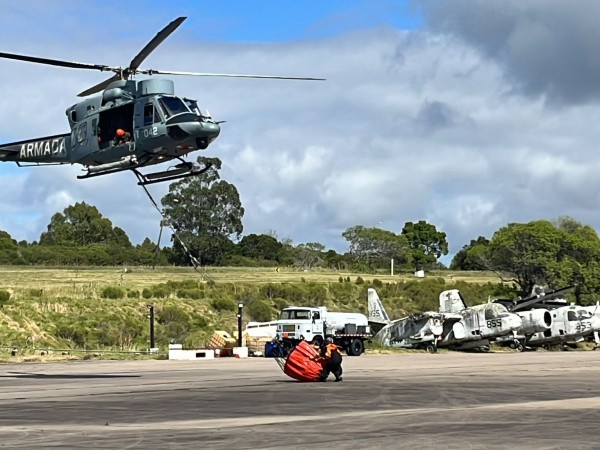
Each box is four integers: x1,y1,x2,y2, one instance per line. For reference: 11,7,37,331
0,133,71,164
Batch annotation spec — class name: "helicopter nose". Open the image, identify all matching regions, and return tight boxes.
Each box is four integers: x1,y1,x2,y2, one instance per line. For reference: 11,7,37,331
167,115,220,140
201,121,220,138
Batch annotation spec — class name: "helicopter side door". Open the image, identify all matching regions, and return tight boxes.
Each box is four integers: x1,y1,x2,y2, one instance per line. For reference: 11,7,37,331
134,98,165,149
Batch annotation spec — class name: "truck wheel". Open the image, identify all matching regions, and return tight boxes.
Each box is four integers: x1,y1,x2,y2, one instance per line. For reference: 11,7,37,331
311,336,323,346
347,338,364,356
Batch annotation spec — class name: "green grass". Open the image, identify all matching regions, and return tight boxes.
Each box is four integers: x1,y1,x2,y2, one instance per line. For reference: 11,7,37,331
0,266,506,359
0,266,502,289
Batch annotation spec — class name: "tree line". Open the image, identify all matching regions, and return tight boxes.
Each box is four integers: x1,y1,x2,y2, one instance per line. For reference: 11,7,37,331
2,156,600,298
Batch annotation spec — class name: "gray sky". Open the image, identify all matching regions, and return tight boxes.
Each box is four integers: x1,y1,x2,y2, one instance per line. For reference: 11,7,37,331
0,1,598,264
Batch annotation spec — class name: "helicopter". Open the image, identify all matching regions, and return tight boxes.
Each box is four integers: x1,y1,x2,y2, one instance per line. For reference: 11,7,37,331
0,17,324,185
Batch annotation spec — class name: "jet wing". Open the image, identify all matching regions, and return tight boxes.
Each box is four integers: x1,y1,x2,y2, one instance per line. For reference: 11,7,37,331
409,311,462,322
0,133,71,163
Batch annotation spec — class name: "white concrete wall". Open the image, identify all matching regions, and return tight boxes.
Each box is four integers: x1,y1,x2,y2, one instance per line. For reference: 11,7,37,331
168,348,215,360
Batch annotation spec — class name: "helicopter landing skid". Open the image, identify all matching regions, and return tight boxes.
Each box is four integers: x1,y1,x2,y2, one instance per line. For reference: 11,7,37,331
132,161,212,186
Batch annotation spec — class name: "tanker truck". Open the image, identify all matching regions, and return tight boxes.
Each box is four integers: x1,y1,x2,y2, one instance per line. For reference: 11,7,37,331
275,306,372,356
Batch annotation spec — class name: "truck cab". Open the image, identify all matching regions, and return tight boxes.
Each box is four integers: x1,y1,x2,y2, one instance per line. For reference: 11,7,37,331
277,307,325,345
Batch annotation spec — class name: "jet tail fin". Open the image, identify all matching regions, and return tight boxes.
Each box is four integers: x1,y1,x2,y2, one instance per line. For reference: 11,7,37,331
367,288,390,324
439,289,467,313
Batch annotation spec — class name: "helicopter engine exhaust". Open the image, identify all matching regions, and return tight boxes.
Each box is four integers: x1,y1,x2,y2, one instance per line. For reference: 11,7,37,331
87,155,138,174
515,309,552,335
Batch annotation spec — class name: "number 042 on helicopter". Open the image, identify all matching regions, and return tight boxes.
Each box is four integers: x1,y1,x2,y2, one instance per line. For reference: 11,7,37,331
0,17,324,185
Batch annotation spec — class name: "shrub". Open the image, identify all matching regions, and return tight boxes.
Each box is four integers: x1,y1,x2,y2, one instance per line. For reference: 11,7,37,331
273,298,289,311
158,305,191,326
142,288,153,299
193,316,209,328
165,279,200,290
210,297,236,312
127,290,140,298
355,276,364,285
28,288,44,297
372,278,384,288
176,288,203,299
0,290,10,306
152,287,170,298
246,300,273,322
100,286,125,299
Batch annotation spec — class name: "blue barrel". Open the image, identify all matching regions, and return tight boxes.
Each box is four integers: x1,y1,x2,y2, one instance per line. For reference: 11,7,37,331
264,341,285,357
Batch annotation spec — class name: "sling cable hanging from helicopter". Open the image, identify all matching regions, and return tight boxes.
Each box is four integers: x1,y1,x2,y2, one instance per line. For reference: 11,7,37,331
138,181,213,281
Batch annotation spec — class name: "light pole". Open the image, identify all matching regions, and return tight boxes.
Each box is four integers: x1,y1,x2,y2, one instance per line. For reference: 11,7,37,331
237,302,244,347
147,304,155,351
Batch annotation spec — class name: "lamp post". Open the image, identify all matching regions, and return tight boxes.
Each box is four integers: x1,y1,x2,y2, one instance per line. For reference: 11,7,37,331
147,304,155,351
237,302,244,347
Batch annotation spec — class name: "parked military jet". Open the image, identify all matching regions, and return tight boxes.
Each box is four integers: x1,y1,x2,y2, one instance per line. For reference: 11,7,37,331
493,287,600,349
580,302,600,346
367,288,522,352
492,286,575,350
367,288,459,352
526,304,600,349
438,289,523,350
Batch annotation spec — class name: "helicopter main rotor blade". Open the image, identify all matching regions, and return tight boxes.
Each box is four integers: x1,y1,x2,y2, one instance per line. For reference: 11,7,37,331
0,51,113,72
128,17,187,72
77,17,187,97
78,73,121,97
139,69,326,81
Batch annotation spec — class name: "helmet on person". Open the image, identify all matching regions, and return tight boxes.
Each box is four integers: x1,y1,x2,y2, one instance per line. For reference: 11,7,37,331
326,337,334,344
116,128,125,137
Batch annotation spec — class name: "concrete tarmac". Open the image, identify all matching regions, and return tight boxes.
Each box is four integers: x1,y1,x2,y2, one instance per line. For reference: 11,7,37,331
0,351,600,449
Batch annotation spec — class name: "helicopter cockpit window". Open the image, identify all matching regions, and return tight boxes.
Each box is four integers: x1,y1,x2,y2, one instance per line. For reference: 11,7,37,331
158,96,189,118
184,99,201,116
76,122,87,144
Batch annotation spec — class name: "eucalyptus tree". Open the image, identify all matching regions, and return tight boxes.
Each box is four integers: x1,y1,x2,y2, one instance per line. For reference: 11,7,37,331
401,220,448,271
161,156,244,265
342,225,408,269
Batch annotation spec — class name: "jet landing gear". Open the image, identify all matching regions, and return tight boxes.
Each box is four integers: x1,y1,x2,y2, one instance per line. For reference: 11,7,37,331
425,338,439,353
509,339,525,352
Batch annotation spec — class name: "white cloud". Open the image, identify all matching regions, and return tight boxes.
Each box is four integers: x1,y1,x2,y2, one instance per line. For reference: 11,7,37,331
1,4,600,264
